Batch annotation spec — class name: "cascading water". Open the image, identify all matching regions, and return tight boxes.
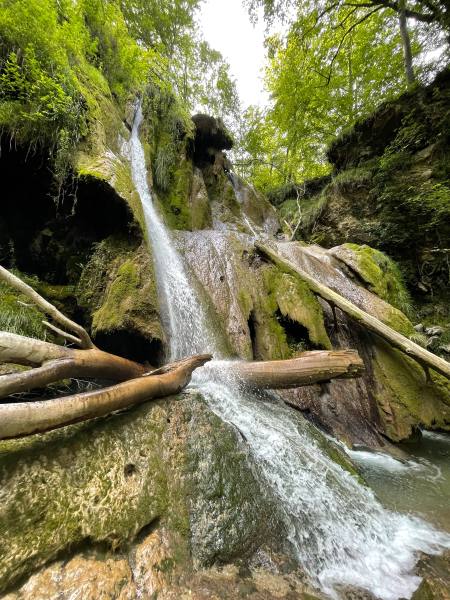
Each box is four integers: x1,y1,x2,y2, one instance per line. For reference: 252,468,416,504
126,104,450,599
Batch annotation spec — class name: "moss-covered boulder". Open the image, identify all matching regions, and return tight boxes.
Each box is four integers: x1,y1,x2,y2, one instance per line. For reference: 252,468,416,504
77,236,164,363
0,392,323,599
372,339,450,441
329,243,412,316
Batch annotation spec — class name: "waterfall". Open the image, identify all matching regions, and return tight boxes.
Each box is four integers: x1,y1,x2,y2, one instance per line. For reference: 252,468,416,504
127,104,450,600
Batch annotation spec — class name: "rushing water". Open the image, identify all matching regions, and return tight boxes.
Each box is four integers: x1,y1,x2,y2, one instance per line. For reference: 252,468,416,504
127,104,450,599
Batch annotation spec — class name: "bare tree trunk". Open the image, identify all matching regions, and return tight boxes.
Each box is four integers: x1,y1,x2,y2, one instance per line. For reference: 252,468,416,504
399,0,416,85
255,242,450,380
235,350,363,389
0,354,212,440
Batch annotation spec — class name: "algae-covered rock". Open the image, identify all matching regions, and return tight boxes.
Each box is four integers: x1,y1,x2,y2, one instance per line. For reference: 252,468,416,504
77,236,164,362
187,405,283,565
330,243,413,318
411,551,450,600
0,392,293,597
372,339,450,440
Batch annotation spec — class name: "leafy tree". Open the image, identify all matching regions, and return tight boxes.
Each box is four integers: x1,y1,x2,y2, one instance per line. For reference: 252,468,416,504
0,0,240,183
239,0,449,189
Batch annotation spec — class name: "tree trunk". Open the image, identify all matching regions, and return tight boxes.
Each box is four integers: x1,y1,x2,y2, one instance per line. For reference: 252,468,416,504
234,350,364,389
255,242,450,380
399,0,415,85
0,354,212,440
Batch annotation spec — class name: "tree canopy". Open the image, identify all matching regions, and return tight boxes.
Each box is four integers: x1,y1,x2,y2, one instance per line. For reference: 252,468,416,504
237,0,449,189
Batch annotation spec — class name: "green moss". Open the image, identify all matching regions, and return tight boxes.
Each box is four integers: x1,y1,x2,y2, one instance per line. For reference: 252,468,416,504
372,338,450,441
267,271,332,350
158,156,194,230
93,260,139,331
343,243,412,311
77,236,163,343
0,400,174,593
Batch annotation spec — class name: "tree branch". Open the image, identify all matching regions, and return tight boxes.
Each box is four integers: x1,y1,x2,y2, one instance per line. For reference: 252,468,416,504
0,266,94,349
0,354,212,440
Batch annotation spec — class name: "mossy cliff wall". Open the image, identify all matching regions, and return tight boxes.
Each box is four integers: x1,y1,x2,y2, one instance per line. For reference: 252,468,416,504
0,88,165,364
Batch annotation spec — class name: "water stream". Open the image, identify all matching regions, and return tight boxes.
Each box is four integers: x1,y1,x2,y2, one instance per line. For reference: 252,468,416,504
127,104,450,599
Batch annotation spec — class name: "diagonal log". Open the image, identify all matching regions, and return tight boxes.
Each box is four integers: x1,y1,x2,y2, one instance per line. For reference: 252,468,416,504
255,242,450,381
0,265,93,349
0,354,212,440
235,350,364,389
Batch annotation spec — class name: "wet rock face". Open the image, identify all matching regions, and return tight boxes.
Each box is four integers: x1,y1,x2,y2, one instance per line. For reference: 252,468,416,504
411,551,450,600
2,544,322,600
0,393,295,597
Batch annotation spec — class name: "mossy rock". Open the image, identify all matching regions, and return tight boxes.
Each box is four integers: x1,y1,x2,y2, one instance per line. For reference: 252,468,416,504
151,152,213,232
267,270,332,351
77,235,163,357
333,243,412,315
372,338,450,441
0,392,293,595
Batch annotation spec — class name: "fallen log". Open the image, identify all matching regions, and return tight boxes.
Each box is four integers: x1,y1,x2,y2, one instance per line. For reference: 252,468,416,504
235,350,364,389
0,268,366,403
0,264,149,399
0,354,212,440
0,332,147,399
255,242,450,381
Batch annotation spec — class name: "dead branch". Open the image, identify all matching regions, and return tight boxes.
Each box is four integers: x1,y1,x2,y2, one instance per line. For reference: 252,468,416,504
0,354,212,440
0,266,93,349
0,331,149,399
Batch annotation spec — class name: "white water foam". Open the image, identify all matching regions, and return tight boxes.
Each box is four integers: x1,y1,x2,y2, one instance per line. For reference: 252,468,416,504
127,103,450,599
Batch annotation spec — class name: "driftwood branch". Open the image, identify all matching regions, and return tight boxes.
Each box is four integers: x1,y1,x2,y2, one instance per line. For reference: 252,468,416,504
0,332,147,399
235,350,364,389
0,266,93,349
255,242,450,380
0,354,212,440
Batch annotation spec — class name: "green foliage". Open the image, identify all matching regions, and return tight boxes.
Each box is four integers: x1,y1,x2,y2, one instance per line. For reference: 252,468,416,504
0,0,239,189
0,0,152,186
240,0,449,191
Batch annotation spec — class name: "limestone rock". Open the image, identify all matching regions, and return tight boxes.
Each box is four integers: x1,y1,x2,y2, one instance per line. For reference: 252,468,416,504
0,392,295,597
